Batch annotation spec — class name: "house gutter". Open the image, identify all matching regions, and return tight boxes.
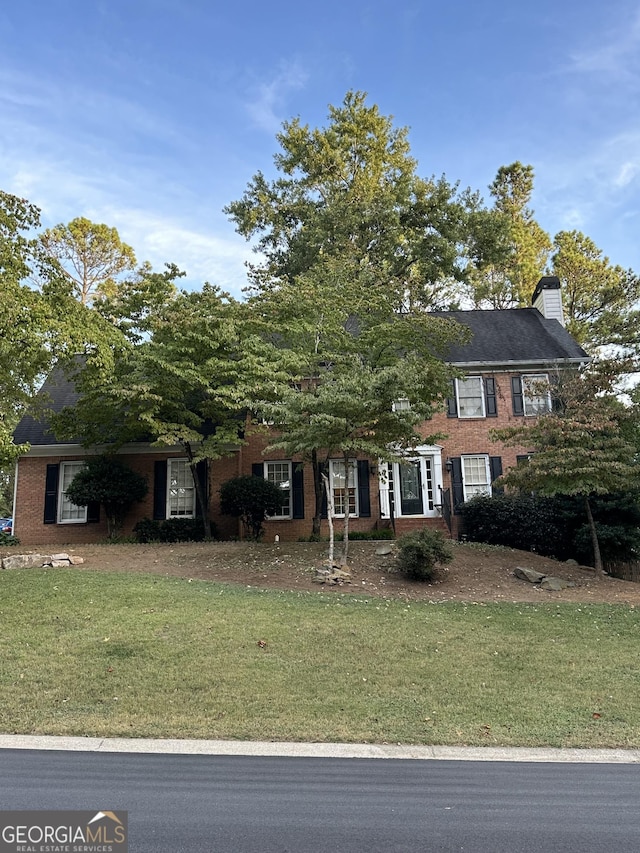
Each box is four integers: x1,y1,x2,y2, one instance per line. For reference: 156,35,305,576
449,357,589,371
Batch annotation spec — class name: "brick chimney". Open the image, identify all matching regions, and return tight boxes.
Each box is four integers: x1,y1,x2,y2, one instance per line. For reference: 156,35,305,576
532,276,564,326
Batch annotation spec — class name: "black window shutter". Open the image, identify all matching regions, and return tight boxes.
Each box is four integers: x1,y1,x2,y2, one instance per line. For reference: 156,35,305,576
292,464,304,519
484,377,498,417
549,373,562,412
43,463,59,524
451,457,464,514
87,501,100,523
357,460,371,518
252,463,264,478
195,459,208,518
446,379,458,418
153,460,168,520
489,457,503,495
511,376,524,416
320,462,329,519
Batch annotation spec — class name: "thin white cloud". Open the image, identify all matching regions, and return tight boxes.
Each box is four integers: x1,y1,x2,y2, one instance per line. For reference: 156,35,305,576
245,60,308,133
568,8,640,85
91,206,254,296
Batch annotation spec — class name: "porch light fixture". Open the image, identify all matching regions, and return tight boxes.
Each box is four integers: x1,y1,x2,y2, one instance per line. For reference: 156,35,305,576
445,458,453,473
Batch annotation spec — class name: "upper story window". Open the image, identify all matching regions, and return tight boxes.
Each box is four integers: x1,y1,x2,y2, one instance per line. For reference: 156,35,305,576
447,377,497,419
456,377,484,418
392,398,411,412
264,461,292,519
167,459,195,518
58,461,87,523
512,374,551,417
329,459,358,517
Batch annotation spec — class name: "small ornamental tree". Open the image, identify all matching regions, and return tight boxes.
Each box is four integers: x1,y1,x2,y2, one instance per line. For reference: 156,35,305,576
219,475,284,540
492,360,640,577
66,455,148,539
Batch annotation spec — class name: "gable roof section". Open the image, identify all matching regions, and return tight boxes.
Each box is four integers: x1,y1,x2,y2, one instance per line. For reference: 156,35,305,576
436,307,588,367
13,364,81,446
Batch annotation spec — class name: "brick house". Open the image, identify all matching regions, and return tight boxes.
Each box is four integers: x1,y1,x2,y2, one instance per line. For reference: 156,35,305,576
11,277,588,545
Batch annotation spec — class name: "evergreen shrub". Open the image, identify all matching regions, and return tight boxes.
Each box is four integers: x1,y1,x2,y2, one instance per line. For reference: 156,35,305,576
396,528,453,581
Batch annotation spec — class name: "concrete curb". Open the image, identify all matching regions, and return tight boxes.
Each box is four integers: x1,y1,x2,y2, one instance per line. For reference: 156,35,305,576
1,735,639,763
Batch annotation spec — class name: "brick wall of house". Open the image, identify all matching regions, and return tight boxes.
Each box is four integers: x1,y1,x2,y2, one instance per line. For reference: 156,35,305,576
13,370,541,546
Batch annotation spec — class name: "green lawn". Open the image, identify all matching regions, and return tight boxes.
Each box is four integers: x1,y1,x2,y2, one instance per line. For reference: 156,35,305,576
1,568,638,747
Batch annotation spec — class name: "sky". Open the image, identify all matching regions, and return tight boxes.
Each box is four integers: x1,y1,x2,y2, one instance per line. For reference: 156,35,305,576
1,0,640,297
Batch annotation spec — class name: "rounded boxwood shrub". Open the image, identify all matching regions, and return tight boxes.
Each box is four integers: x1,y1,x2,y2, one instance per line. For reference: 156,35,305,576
396,528,453,581
219,475,284,540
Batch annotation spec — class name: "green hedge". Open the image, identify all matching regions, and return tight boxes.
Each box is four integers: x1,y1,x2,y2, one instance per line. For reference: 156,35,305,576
133,518,214,543
460,492,640,565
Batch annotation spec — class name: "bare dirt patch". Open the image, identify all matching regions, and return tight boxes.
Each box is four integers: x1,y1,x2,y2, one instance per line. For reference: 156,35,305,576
9,540,640,604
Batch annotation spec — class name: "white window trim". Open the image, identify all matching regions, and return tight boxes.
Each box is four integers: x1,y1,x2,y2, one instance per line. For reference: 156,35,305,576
455,376,485,419
166,458,196,519
58,461,88,524
329,459,359,518
392,398,411,412
264,460,293,519
461,454,492,502
522,373,551,417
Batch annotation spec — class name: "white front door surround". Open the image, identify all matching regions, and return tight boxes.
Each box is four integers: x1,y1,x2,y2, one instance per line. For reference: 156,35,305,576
379,445,444,519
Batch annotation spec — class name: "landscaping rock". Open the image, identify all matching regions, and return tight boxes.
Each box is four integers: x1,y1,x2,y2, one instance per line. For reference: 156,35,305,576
375,544,394,556
540,576,576,591
1,554,51,570
313,565,352,585
1,552,84,570
513,567,546,584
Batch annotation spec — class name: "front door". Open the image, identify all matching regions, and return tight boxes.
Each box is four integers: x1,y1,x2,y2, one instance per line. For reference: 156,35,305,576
399,461,423,515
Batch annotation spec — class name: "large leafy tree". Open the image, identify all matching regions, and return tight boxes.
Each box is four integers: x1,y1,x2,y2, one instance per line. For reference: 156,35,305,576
493,360,640,576
51,285,265,539
0,191,122,466
466,162,551,308
551,230,640,354
226,93,476,555
225,90,489,311
38,217,137,305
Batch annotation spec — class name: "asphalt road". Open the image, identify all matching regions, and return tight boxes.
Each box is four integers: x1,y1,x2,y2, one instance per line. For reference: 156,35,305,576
1,749,639,852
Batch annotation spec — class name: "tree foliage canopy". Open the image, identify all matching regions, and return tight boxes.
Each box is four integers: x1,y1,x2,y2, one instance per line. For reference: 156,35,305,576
492,360,640,573
38,217,137,305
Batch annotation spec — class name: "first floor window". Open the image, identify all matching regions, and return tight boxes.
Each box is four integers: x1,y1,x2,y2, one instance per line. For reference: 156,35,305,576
265,461,292,518
329,459,358,517
522,374,551,416
461,455,491,501
167,459,195,518
59,461,87,523
456,377,485,418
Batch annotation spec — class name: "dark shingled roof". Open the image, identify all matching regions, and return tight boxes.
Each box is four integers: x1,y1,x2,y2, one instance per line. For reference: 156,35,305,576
14,308,588,447
436,308,588,365
13,364,81,446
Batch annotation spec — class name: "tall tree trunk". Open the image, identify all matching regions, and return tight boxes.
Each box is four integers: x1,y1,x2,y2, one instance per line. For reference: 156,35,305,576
312,449,323,538
584,495,603,578
322,472,334,565
185,443,212,540
340,452,351,567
